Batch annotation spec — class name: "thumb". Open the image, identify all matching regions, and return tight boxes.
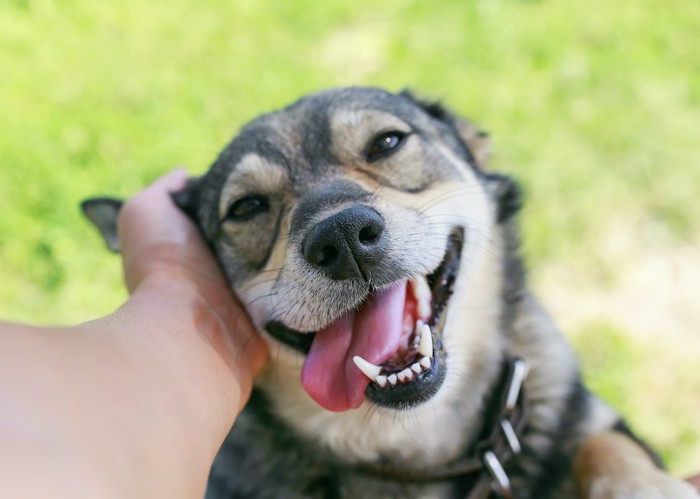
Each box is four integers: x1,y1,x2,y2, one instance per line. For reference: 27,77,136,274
117,169,221,293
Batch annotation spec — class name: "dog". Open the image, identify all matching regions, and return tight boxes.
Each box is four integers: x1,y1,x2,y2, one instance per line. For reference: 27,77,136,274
83,87,698,498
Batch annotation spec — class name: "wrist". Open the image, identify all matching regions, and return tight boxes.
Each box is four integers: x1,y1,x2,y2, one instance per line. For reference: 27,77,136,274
105,281,244,438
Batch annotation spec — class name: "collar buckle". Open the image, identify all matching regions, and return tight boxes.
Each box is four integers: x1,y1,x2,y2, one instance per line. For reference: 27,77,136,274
475,357,528,498
482,450,513,499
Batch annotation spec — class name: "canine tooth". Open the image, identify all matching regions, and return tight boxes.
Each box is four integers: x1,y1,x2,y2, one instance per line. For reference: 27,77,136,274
414,319,424,336
418,299,431,321
409,276,432,303
352,356,382,380
387,374,398,386
376,375,388,388
411,362,422,374
418,323,433,358
419,356,432,369
410,276,433,322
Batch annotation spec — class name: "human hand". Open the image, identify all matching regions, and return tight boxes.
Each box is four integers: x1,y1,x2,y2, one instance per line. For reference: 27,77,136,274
0,169,267,499
116,168,267,419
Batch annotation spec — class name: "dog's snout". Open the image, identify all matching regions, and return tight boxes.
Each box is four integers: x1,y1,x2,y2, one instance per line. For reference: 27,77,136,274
302,205,386,281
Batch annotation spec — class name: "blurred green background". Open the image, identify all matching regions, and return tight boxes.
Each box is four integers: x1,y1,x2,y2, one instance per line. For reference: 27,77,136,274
1,0,698,475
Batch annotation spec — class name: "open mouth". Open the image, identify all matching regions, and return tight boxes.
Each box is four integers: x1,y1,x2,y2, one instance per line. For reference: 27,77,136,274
265,228,464,411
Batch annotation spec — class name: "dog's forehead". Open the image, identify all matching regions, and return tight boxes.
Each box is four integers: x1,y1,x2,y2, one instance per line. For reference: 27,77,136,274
286,87,430,129
217,88,431,176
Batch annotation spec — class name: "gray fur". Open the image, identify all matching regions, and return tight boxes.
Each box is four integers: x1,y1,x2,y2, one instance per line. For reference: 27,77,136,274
83,87,693,499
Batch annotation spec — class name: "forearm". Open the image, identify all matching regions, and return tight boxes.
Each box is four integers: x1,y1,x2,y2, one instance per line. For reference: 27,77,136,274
0,291,245,498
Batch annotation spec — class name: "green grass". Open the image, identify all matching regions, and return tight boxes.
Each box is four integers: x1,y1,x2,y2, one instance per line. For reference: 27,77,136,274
1,0,698,474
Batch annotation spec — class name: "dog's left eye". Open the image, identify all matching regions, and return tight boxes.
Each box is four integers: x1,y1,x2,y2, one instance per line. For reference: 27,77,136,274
225,195,270,221
366,131,408,162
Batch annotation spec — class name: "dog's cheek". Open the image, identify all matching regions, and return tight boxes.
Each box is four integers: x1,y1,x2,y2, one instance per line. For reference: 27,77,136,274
226,242,289,329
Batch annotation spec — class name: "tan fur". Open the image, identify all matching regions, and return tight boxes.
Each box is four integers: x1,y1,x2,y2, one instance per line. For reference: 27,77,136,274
574,432,698,498
218,154,288,219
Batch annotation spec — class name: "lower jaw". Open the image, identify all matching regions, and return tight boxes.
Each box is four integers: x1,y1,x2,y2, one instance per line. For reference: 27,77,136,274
363,302,451,409
364,349,446,409
362,229,463,409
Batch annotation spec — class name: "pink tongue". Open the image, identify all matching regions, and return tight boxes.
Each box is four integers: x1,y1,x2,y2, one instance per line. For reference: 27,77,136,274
301,280,408,412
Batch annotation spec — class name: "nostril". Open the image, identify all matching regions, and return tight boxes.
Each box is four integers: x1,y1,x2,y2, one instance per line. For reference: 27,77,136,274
358,223,383,245
315,246,339,267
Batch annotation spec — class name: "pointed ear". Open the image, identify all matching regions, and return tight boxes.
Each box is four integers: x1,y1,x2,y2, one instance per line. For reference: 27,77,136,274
447,115,491,169
81,197,123,252
401,90,491,169
484,173,522,223
170,177,202,223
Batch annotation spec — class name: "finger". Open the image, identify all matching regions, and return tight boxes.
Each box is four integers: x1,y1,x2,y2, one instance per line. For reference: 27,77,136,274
117,169,222,293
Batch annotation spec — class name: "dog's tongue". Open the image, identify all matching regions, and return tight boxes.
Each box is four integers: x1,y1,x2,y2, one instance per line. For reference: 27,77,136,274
301,280,407,412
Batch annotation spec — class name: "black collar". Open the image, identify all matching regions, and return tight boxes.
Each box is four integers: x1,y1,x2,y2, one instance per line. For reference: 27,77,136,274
353,357,529,499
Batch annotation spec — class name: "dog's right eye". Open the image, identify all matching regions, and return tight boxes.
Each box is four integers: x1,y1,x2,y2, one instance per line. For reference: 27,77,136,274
225,195,270,222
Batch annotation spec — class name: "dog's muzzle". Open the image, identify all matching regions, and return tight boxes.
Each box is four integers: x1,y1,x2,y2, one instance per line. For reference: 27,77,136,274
266,219,464,412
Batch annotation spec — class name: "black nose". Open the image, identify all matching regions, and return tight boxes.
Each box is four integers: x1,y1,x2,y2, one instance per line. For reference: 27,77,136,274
302,205,386,281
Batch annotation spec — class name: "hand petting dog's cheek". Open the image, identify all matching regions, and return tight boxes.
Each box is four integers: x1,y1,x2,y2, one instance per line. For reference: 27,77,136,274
116,169,267,415
117,168,236,312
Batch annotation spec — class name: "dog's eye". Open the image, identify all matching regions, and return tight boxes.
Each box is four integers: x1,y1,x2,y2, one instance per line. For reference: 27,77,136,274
225,196,270,221
366,131,408,162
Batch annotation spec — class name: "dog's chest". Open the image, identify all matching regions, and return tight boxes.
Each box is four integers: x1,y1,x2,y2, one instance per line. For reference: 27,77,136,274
206,398,466,499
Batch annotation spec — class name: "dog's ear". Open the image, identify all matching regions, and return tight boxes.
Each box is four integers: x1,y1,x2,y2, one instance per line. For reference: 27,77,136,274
401,91,519,221
447,116,491,169
400,90,491,169
81,197,123,252
485,173,522,223
81,178,203,254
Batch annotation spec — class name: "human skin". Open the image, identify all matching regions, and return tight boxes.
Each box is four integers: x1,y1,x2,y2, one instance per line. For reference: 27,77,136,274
0,170,267,499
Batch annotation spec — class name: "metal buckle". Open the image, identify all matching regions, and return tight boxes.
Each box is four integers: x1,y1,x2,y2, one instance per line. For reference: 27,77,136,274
500,419,521,455
482,450,513,499
504,358,528,413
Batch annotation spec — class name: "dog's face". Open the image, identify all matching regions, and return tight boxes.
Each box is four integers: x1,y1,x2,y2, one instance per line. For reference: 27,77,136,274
176,88,516,463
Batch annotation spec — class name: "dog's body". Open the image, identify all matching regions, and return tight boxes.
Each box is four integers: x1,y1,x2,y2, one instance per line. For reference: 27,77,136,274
84,87,697,498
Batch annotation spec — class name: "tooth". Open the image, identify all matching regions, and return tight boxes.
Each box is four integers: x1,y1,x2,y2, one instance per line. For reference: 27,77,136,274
415,319,424,336
352,356,382,380
419,323,433,358
410,277,433,321
376,375,387,388
418,300,431,321
409,276,432,303
400,368,414,381
419,356,432,369
388,374,398,386
411,362,422,374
